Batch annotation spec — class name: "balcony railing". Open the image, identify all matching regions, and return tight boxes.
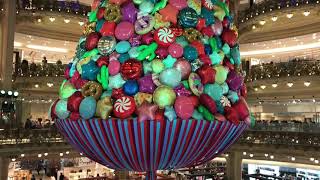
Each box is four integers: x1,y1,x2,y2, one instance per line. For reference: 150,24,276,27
14,61,67,78
238,0,319,23
246,60,320,82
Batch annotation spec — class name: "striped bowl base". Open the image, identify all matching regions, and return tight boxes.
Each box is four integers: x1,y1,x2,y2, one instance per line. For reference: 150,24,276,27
56,119,247,178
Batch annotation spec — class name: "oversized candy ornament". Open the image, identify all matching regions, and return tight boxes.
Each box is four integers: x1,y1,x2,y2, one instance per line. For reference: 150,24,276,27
97,36,116,55
120,59,142,80
154,27,176,47
53,0,251,179
113,96,136,118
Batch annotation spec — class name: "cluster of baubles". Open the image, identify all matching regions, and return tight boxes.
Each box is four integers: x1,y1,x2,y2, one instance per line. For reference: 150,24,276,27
50,0,252,124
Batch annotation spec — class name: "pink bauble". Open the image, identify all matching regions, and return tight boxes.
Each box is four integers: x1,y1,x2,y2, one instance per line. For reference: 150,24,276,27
211,20,223,36
108,60,121,76
115,21,134,40
168,43,183,58
174,96,195,119
169,0,188,10
174,59,191,80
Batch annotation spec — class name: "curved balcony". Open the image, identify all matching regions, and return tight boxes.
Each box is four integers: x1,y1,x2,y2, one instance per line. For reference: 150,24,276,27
246,59,320,82
14,61,66,78
238,0,320,43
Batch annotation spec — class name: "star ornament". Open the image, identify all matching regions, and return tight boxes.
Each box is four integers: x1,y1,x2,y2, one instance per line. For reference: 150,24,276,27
136,102,158,121
159,4,178,24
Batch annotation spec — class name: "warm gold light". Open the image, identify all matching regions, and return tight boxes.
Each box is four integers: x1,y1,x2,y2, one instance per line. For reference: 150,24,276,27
252,25,256,30
259,20,266,25
49,17,56,22
304,81,311,87
286,13,294,19
272,83,278,88
64,18,70,23
287,82,293,87
303,10,311,16
260,85,266,89
271,16,278,21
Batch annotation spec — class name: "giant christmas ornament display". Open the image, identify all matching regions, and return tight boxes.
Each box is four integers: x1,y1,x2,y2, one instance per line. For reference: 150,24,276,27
53,0,254,179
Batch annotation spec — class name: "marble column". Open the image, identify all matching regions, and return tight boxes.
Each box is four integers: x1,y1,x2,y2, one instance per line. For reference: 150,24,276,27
226,151,242,180
0,157,10,180
0,0,16,89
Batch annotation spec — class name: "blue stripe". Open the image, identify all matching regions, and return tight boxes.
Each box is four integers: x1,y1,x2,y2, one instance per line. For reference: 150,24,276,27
150,121,154,170
168,120,187,166
133,120,143,170
172,120,192,167
140,121,147,169
162,120,177,169
123,120,140,171
118,120,134,169
154,122,161,169
158,120,171,169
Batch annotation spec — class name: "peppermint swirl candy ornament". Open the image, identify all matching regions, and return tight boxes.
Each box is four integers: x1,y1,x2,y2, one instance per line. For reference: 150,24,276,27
220,96,231,107
154,27,176,47
113,96,136,118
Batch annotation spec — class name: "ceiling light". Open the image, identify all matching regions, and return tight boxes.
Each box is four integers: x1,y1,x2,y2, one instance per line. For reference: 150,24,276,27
315,160,319,164
14,91,19,97
271,16,278,21
243,152,247,155
80,153,83,156
7,91,13,96
49,17,56,22
34,84,39,88
259,20,266,25
38,154,42,158
270,155,274,159
252,25,256,30
304,81,311,87
303,10,310,16
64,18,70,23
0,90,5,94
14,41,23,47
44,153,48,156
287,82,293,87
313,98,316,103
78,21,84,26
291,157,295,161
310,157,315,161
66,151,70,155
254,88,258,91
260,85,266,89
60,153,63,157
264,154,269,157
12,158,16,162
26,44,68,53
286,13,293,18
292,99,297,104
241,42,320,56
272,83,278,88
249,154,254,158
21,154,25,157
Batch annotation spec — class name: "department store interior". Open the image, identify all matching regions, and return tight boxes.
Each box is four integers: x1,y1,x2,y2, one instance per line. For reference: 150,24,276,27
0,0,320,180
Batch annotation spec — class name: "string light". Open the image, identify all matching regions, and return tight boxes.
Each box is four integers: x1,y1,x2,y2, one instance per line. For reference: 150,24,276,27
287,82,293,88
259,20,266,25
49,17,56,22
272,83,278,88
78,21,84,26
64,18,70,23
271,16,278,21
303,10,311,16
304,81,311,87
260,85,266,89
310,157,315,161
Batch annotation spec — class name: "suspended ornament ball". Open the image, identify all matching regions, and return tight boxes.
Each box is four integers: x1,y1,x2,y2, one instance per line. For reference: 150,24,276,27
53,0,254,179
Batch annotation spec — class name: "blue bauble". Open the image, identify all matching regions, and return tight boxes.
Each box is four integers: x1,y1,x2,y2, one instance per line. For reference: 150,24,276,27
178,7,199,28
123,80,139,96
116,41,131,54
201,7,215,26
204,44,212,55
55,99,70,119
183,45,198,61
159,68,182,88
79,96,97,119
215,37,223,49
204,83,223,101
81,60,100,81
118,53,130,63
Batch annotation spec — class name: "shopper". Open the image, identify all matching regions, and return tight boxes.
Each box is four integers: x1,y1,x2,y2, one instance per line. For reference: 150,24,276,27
31,175,36,180
59,173,65,180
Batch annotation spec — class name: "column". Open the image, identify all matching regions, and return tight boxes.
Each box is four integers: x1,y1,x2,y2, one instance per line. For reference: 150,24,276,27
0,157,10,180
226,151,242,180
0,0,16,89
230,0,240,26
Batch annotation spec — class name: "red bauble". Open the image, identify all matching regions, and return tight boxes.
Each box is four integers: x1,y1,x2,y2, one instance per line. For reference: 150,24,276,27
201,26,214,37
197,64,216,84
221,29,237,47
70,71,88,89
196,18,206,31
189,95,200,107
240,84,247,98
96,56,109,67
120,59,142,80
154,109,165,122
64,66,70,79
112,88,125,99
199,94,217,114
100,21,116,37
70,112,80,121
141,32,154,45
224,106,239,124
67,91,84,112
113,96,136,119
199,55,212,65
232,97,249,121
223,58,234,71
222,17,230,28
97,7,105,19
155,47,169,59
85,32,101,51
